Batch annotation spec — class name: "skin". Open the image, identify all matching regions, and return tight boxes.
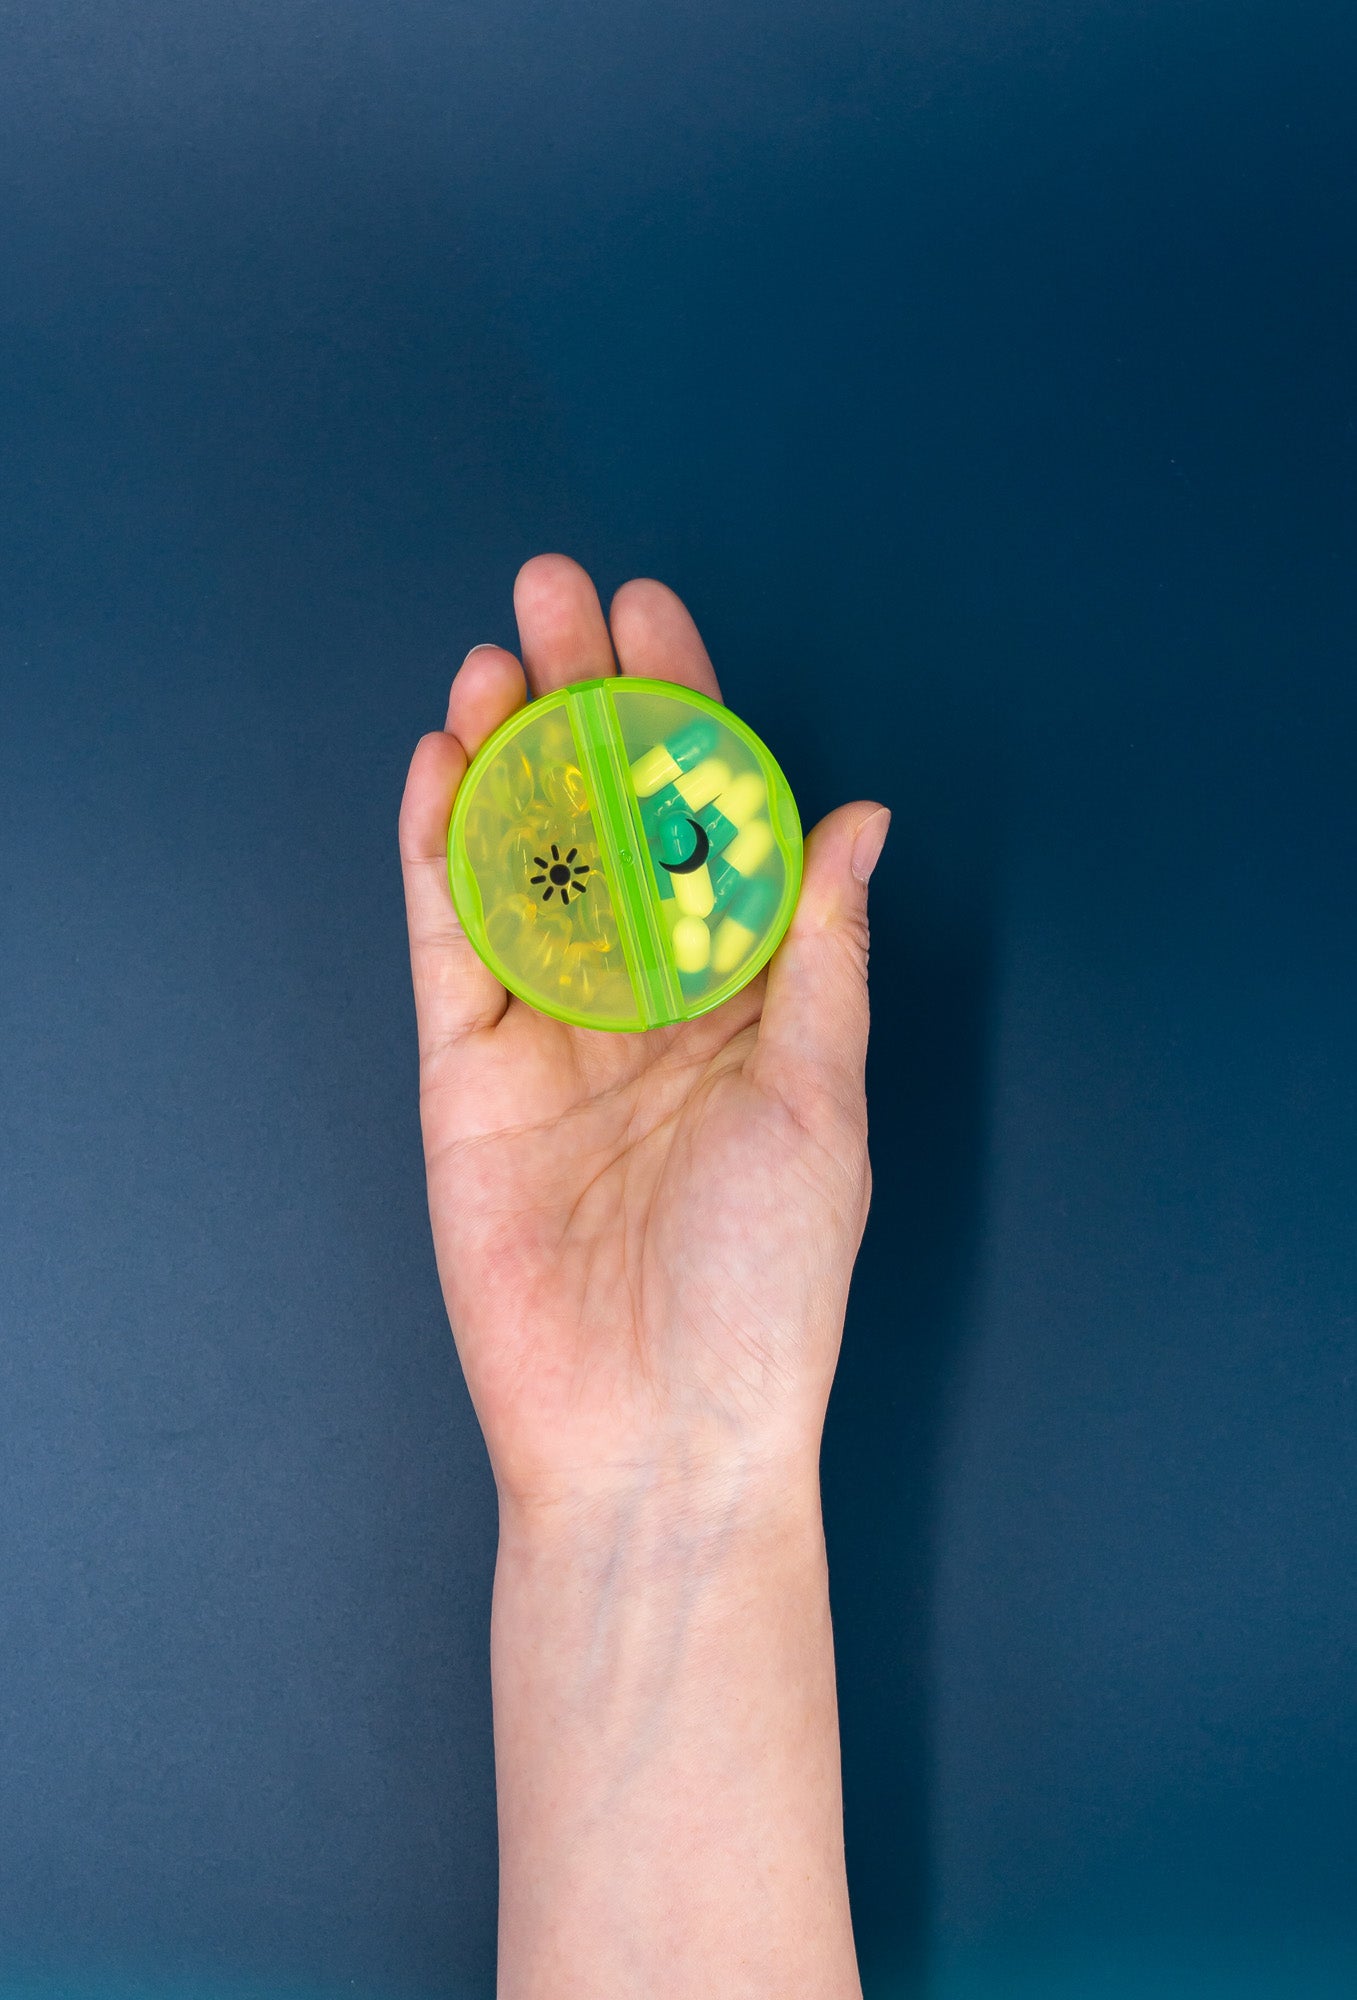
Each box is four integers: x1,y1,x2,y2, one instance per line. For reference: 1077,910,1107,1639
399,554,888,1998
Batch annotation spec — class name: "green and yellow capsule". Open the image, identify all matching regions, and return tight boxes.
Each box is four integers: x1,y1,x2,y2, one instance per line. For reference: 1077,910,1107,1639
711,876,780,974
673,756,731,812
713,771,766,827
628,717,721,797
670,915,711,974
673,866,715,919
709,815,776,910
654,815,716,918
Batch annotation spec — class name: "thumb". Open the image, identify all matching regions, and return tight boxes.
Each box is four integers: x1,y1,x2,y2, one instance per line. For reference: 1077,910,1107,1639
752,802,890,1118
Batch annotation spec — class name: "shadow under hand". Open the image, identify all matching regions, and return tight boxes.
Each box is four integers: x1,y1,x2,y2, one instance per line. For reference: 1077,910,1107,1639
821,874,998,1999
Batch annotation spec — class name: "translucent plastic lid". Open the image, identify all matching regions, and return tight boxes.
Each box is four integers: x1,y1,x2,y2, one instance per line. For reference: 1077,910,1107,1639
447,678,802,1030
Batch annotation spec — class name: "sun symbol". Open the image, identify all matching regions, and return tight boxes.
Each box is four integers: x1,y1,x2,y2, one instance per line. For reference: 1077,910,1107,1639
531,843,591,904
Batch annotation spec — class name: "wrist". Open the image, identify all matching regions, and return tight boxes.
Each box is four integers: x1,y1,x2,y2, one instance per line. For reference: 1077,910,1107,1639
493,1436,825,1566
488,1432,856,2000
490,1446,833,1796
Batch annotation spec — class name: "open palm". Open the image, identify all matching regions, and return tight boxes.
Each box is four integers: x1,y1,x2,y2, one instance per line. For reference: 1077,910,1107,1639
399,556,889,1521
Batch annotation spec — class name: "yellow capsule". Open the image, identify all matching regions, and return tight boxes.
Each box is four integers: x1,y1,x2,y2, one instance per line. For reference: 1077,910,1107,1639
488,749,535,817
722,817,774,877
461,798,493,844
537,901,573,944
567,889,603,942
541,761,590,813
712,770,766,827
674,756,732,812
672,863,715,919
485,895,533,951
500,829,544,882
630,744,682,796
524,924,556,972
671,916,711,973
514,927,559,976
712,915,758,975
561,940,598,997
500,890,541,927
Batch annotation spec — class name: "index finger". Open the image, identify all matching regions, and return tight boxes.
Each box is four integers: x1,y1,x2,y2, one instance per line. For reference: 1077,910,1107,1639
398,644,528,1075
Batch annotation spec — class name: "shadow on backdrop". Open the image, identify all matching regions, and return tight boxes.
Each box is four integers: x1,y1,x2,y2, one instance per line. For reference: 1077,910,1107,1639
824,888,999,1998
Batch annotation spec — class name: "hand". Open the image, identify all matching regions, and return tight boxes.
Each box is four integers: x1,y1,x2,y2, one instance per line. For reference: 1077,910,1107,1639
399,555,889,1531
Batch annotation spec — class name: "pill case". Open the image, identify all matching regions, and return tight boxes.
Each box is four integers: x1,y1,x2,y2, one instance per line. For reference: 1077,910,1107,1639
447,677,803,1030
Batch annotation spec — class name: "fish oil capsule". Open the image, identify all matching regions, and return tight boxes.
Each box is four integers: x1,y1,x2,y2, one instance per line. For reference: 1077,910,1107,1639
486,892,540,957
562,938,603,994
628,717,721,797
672,862,715,919
674,756,732,812
711,877,780,974
541,760,590,814
567,881,604,939
488,748,536,817
670,915,711,973
518,925,560,977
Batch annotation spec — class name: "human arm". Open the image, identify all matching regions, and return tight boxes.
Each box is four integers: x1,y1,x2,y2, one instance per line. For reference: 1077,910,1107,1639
398,554,888,1997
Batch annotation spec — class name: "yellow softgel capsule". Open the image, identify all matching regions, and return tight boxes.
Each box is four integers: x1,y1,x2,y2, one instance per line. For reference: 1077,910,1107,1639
488,749,536,817
486,894,538,962
541,761,590,814
672,862,716,919
561,938,609,996
517,927,561,976
671,915,711,973
567,885,605,943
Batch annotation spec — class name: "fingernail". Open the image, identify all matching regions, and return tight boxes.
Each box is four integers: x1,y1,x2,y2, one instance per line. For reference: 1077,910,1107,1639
851,808,891,884
461,642,500,663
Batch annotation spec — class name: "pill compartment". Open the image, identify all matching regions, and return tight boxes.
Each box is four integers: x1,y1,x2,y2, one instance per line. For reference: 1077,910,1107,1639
448,677,802,1030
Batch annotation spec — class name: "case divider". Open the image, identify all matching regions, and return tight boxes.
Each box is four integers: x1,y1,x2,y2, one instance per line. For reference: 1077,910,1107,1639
567,684,682,1027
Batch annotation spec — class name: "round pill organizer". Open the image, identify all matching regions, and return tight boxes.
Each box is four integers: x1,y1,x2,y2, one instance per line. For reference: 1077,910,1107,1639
447,677,803,1030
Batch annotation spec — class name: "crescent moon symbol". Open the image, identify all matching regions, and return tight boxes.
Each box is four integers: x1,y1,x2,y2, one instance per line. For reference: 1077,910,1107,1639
658,817,711,875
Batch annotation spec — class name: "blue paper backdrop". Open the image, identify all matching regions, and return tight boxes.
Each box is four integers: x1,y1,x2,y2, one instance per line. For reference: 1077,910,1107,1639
1,3,1353,1995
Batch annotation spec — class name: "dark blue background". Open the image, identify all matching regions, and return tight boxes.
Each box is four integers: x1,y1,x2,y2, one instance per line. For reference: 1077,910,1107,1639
2,4,1354,1995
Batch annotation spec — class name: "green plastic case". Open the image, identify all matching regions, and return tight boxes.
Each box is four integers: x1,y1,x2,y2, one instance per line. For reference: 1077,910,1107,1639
446,677,803,1030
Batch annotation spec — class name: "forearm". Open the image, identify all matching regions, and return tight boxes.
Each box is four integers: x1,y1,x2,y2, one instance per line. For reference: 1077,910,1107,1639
490,1452,862,2000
